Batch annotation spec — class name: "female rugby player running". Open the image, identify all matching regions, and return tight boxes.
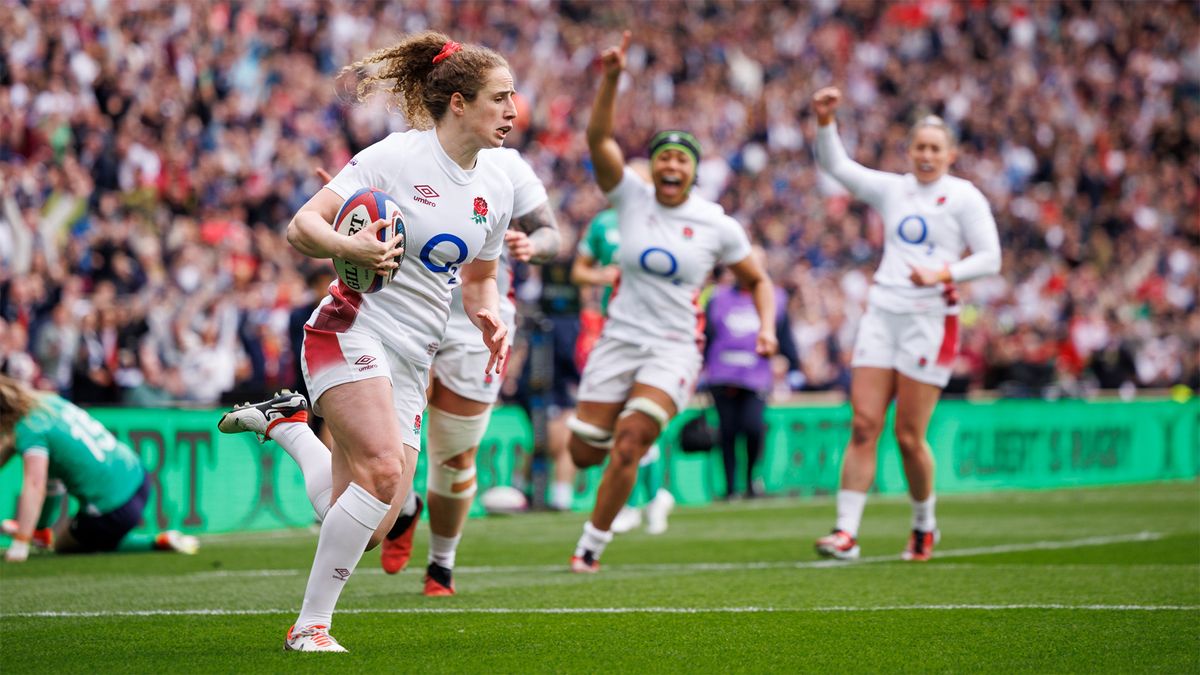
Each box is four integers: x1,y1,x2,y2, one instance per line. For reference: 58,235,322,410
810,86,1001,562
567,32,777,573
223,32,514,652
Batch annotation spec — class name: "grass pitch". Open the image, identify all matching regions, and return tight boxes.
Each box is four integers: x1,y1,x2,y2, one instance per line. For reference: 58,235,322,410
2,482,1198,673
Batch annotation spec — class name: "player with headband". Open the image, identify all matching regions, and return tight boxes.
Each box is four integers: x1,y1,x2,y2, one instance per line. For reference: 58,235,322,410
566,32,777,573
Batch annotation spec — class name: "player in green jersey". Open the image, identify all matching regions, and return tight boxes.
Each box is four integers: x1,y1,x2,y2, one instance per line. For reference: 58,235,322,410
0,376,198,562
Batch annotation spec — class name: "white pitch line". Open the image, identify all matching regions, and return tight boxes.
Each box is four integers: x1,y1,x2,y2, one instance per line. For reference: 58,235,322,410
185,531,1167,579
5,604,1198,619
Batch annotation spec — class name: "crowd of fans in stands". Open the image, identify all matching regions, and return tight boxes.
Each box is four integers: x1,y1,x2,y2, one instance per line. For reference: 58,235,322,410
1,0,1196,406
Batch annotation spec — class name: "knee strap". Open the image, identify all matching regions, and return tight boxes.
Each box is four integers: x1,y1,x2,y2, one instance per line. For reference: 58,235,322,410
428,463,478,500
567,415,614,449
619,396,671,429
425,407,488,500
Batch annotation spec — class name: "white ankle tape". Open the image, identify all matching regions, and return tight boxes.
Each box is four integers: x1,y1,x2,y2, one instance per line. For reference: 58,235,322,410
619,397,671,429
567,415,614,449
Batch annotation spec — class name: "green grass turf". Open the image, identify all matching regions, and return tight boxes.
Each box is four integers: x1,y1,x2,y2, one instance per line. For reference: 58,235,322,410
2,482,1197,673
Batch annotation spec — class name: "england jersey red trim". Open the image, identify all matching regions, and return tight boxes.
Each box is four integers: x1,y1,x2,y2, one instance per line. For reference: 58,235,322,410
312,280,365,333
936,315,959,367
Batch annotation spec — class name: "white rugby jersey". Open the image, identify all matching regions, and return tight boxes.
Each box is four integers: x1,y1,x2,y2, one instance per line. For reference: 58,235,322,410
318,129,513,367
442,147,548,345
815,123,1001,314
603,170,752,347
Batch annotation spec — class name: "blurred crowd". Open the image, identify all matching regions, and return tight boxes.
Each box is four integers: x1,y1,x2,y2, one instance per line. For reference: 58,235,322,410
1,0,1197,407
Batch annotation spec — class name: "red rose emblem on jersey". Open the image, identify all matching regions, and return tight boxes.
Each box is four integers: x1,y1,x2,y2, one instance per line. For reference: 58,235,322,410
474,197,488,216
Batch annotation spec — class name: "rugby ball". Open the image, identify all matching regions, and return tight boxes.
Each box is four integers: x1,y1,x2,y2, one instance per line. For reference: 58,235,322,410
480,485,528,515
332,187,405,293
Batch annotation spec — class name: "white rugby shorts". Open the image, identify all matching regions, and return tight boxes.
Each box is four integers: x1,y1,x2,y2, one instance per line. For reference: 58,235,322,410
576,334,701,413
301,323,428,452
432,305,516,405
851,305,959,388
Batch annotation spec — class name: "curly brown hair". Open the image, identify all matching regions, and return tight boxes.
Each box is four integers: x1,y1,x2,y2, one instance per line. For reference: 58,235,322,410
0,375,40,438
344,31,510,130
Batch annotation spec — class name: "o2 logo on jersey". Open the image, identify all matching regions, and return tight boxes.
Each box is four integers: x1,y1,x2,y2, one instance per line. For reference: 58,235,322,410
896,215,935,255
420,233,470,285
639,247,682,285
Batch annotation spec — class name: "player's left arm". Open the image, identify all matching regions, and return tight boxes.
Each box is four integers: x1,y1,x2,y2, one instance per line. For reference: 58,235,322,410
727,255,778,357
6,452,49,562
505,201,561,265
461,257,510,375
910,188,1001,287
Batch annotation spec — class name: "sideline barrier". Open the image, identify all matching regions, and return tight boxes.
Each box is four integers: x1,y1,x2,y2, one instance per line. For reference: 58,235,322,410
0,400,1195,535
0,407,530,536
646,399,1200,507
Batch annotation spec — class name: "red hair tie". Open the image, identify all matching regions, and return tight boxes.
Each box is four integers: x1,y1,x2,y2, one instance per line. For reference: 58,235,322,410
432,41,461,64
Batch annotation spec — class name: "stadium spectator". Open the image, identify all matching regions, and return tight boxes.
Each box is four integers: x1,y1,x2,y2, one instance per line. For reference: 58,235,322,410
0,1,1195,404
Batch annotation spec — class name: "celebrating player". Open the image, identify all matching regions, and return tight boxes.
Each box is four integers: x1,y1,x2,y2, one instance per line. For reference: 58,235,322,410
379,147,560,595
567,32,777,573
810,86,1001,562
223,32,515,652
572,188,675,535
0,375,198,562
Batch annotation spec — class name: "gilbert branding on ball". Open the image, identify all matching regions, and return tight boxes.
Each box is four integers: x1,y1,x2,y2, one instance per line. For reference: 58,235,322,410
333,187,405,293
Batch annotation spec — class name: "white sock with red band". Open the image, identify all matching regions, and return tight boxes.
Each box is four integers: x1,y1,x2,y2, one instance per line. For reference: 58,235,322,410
270,422,334,520
295,482,389,630
835,489,868,538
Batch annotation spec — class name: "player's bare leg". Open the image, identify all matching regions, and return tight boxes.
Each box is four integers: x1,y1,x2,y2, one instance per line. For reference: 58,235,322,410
411,381,491,595
570,385,675,572
548,408,578,510
816,367,896,560
894,374,942,561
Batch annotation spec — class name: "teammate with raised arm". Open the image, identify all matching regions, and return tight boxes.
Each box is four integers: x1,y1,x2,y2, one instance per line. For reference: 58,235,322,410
221,32,514,652
379,148,561,595
567,32,777,573
810,86,1001,562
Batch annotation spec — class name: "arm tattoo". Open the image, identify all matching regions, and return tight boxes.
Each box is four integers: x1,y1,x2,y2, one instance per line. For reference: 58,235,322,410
513,202,562,264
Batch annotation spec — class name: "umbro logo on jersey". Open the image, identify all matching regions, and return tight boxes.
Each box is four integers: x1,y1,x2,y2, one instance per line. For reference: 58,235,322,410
332,568,351,581
413,185,439,207
354,356,376,366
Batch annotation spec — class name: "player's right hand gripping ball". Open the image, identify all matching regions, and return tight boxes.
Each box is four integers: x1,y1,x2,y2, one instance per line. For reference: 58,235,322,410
333,187,406,293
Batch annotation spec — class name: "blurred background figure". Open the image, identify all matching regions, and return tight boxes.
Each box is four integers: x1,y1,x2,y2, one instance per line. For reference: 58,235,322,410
704,249,802,500
0,375,197,562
